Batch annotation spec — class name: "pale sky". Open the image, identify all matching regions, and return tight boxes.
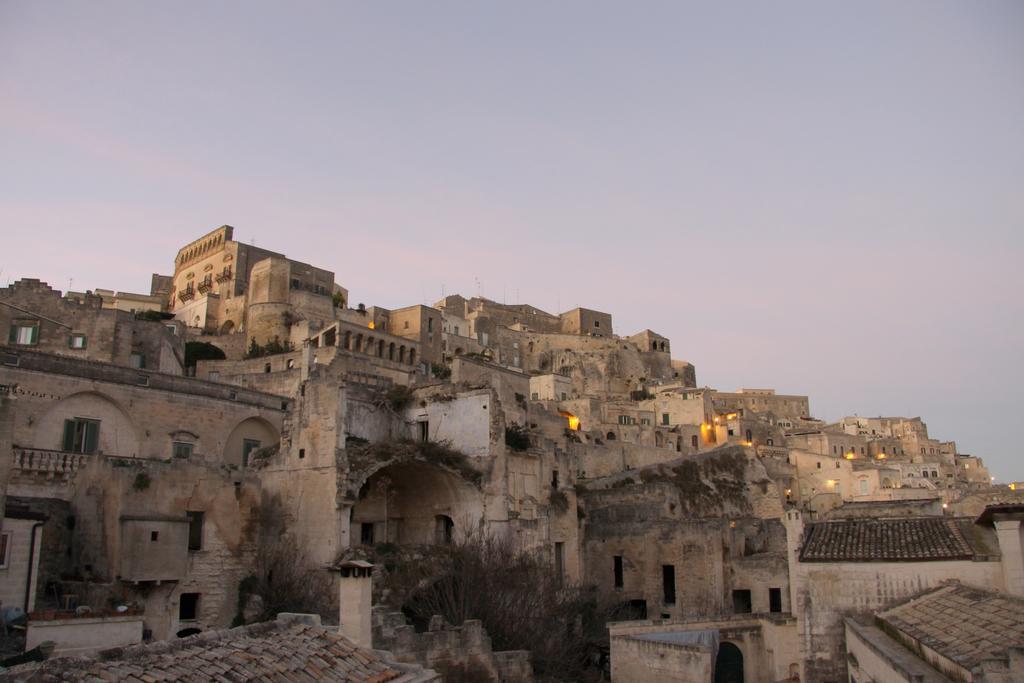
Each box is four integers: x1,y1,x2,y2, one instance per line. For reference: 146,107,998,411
2,2,1022,479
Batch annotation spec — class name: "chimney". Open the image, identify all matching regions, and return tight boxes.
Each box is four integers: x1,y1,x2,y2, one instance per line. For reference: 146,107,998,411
332,560,374,648
993,516,1024,597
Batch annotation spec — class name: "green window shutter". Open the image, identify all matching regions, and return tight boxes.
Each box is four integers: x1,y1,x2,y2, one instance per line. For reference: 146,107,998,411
30,324,38,344
84,421,99,454
7,326,15,344
62,420,76,451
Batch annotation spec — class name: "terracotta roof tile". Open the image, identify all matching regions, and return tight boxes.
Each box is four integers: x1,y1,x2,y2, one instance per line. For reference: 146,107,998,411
1,621,435,682
800,517,977,562
878,582,1024,671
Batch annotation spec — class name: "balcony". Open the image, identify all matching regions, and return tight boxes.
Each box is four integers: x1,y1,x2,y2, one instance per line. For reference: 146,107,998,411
196,277,213,294
215,267,232,283
13,448,89,477
177,288,195,303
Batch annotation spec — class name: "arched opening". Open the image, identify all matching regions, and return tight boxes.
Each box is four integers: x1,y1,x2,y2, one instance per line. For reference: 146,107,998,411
225,417,280,468
355,334,363,352
36,391,140,457
351,463,481,546
676,437,682,452
606,432,616,441
655,432,663,447
399,346,406,363
220,320,235,335
263,363,271,373
435,515,454,545
366,337,375,353
691,435,699,449
660,342,666,351
745,429,752,443
652,341,657,351
454,348,464,356
343,331,352,350
388,342,396,360
377,339,385,357
408,348,416,365
527,341,534,353
714,641,744,683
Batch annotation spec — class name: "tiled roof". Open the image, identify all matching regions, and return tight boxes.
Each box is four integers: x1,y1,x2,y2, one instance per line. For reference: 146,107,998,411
878,582,1024,672
799,517,977,562
3,619,436,682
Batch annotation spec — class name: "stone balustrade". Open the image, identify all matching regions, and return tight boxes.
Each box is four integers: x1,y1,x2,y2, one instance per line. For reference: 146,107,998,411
12,447,89,476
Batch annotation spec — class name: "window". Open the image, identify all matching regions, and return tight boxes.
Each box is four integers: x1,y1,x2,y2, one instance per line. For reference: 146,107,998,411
662,565,676,604
435,515,454,545
816,462,821,469
769,587,782,613
692,435,699,449
561,392,567,401
732,589,752,614
129,352,146,369
187,512,204,551
9,321,39,346
531,392,539,400
613,556,623,589
554,542,565,583
551,470,559,488
179,593,200,621
172,442,193,459
427,318,433,332
68,333,87,349
150,531,159,542
594,320,600,328
242,439,261,467
360,522,375,545
404,321,409,329
0,532,10,569
418,421,429,443
62,418,100,454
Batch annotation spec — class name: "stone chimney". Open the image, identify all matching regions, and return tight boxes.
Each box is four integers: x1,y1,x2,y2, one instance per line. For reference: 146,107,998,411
993,515,1024,597
333,560,374,648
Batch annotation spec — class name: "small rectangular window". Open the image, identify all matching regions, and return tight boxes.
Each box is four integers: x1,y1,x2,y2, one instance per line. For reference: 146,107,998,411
0,532,10,569
9,321,39,346
551,470,559,488
613,556,623,589
172,442,193,459
662,565,676,604
187,511,204,551
129,352,146,369
662,413,670,426
554,542,565,583
418,421,429,443
531,392,539,400
769,587,782,613
732,589,752,614
561,392,567,401
179,593,200,621
150,531,159,542
360,522,375,545
68,333,87,349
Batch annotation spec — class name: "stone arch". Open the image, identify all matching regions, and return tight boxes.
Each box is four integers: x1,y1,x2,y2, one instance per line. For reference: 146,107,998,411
343,330,352,350
714,641,744,683
408,348,416,365
655,432,663,447
220,320,236,335
355,333,363,352
350,461,482,546
388,342,396,361
35,390,141,457
399,345,406,363
606,431,616,441
224,416,279,468
676,437,682,452
377,339,384,357
454,347,464,356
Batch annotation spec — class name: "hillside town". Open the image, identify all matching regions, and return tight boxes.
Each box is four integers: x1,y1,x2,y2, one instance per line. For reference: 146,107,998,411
0,225,1021,682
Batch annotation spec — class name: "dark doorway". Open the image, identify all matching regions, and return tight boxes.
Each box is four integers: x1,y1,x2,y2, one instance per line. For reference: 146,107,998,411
714,641,744,683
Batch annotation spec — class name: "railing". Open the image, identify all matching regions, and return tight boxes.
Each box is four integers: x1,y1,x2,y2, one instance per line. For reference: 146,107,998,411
177,288,195,302
13,448,89,476
215,267,232,283
197,277,212,294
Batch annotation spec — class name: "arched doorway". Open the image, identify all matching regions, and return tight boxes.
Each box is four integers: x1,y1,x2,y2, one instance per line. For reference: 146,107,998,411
714,641,743,683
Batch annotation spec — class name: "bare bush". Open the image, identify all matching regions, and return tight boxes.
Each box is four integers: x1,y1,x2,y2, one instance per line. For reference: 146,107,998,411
384,531,612,681
238,494,335,624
